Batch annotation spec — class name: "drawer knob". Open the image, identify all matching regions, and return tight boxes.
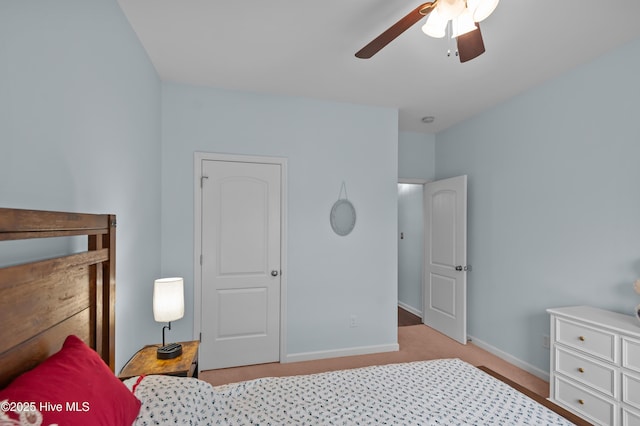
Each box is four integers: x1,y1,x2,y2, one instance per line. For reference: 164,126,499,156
578,336,585,341
578,399,585,405
578,367,585,373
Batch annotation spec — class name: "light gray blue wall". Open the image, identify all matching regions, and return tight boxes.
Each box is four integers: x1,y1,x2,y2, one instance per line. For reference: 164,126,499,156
399,132,436,180
435,36,640,374
160,83,399,356
397,132,434,315
0,0,162,371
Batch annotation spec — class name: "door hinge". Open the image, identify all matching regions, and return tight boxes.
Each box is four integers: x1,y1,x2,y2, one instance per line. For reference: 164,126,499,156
200,254,203,265
199,332,202,342
200,175,209,188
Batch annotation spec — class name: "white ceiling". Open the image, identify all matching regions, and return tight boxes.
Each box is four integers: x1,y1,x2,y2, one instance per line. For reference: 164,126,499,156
117,0,640,133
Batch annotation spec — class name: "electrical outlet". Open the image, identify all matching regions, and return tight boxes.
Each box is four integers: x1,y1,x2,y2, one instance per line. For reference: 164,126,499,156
350,314,358,328
543,334,550,349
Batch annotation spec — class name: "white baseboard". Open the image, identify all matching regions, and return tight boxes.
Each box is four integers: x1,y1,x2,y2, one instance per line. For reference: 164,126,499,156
397,302,422,318
283,343,399,364
468,335,549,382
281,334,548,384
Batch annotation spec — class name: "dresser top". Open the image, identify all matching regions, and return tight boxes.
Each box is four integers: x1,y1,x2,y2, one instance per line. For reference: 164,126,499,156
547,306,640,337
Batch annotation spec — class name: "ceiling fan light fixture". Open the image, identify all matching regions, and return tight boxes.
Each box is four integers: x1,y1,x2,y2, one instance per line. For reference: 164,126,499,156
451,10,477,38
435,0,466,20
467,0,499,22
422,9,447,38
354,0,491,61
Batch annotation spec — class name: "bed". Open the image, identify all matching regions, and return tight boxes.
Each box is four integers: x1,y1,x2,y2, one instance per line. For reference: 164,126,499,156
0,207,591,425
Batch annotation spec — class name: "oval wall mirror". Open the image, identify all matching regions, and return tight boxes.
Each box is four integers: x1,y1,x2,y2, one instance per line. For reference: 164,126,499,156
330,199,356,236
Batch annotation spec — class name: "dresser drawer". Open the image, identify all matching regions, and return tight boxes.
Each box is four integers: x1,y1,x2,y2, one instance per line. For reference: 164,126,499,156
623,372,640,411
556,318,616,362
555,376,616,426
556,346,617,398
622,406,640,426
623,337,640,374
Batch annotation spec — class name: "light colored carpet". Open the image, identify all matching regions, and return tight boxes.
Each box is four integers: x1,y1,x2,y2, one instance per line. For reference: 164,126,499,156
199,324,549,398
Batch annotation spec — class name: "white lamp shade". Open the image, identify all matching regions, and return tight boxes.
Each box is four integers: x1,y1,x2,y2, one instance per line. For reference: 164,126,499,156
435,0,466,20
468,0,499,22
422,9,448,38
153,277,184,322
451,9,478,38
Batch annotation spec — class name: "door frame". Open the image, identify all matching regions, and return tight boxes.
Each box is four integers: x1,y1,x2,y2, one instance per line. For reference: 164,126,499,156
397,178,428,318
193,152,288,364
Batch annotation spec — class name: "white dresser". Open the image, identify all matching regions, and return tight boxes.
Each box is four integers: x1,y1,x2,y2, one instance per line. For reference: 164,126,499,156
548,306,640,426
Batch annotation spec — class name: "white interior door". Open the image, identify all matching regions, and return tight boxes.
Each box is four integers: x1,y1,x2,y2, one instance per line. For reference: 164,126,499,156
200,159,281,370
423,175,468,344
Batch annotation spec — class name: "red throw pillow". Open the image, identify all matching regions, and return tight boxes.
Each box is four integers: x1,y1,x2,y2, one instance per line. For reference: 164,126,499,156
0,335,141,425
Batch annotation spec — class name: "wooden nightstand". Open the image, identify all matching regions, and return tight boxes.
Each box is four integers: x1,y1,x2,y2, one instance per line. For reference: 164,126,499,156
118,340,199,381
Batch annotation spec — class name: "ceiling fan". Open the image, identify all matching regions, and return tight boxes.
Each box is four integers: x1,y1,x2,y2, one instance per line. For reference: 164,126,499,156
355,0,499,62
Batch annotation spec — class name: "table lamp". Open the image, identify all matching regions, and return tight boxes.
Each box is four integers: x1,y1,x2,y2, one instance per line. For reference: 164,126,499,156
153,277,184,359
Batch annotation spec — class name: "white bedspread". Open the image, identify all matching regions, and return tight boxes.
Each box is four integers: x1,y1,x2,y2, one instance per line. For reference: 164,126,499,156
127,358,575,425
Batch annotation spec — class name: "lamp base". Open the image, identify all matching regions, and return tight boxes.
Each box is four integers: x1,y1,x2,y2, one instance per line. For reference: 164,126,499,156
157,343,183,359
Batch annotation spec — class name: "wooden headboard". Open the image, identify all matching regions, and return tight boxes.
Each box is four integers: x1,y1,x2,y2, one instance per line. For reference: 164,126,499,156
0,208,116,388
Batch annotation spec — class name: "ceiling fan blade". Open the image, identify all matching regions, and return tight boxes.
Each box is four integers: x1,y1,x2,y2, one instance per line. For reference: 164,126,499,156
356,2,436,59
456,22,485,63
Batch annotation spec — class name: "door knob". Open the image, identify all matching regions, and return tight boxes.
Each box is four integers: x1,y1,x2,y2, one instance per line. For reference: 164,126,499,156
271,270,279,277
455,266,463,271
